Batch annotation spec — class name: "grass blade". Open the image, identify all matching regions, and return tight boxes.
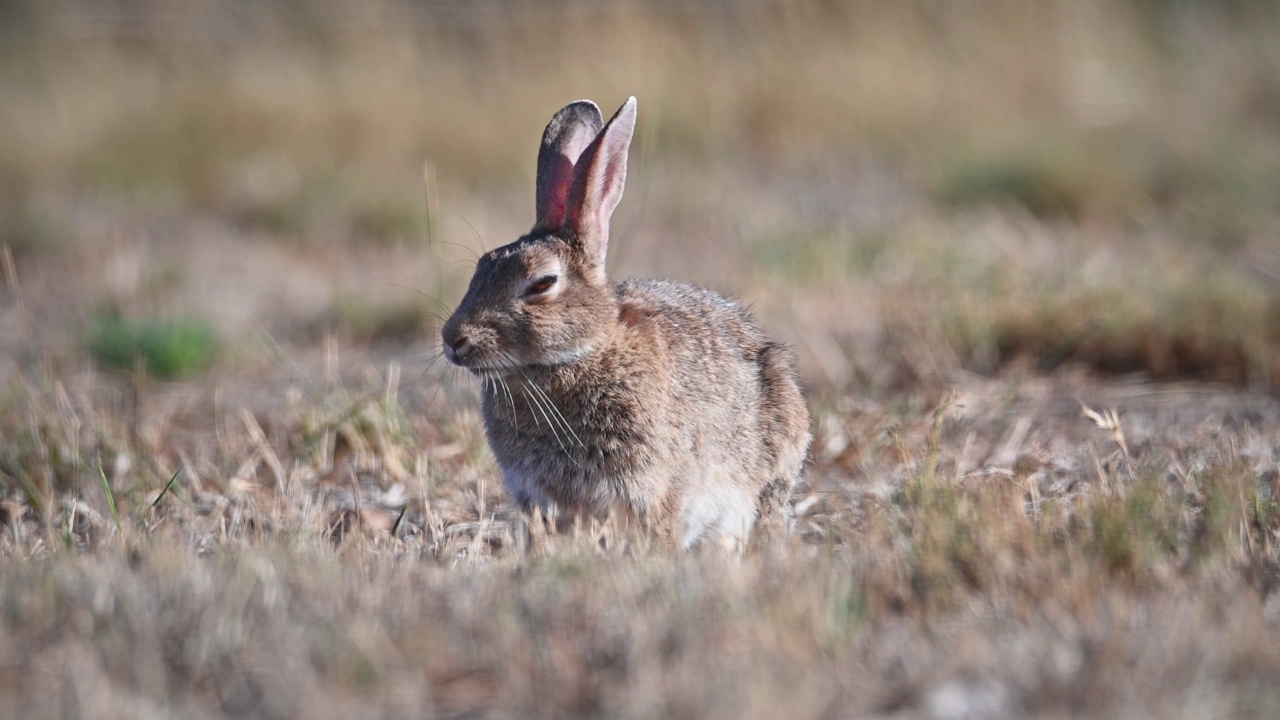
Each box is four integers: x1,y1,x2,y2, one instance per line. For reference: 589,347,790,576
151,468,182,510
97,457,121,533
392,503,408,537
63,499,75,548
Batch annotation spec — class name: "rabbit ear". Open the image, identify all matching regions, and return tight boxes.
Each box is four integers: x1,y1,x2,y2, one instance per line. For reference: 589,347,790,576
565,97,637,281
535,100,605,232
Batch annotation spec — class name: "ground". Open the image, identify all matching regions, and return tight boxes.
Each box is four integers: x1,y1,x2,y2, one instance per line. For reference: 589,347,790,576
2,3,1279,718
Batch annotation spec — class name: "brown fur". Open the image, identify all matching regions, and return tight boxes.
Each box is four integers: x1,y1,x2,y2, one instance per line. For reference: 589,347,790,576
441,98,811,549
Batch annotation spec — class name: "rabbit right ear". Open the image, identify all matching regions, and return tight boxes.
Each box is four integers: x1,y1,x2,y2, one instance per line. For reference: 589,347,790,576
535,101,605,232
564,97,637,283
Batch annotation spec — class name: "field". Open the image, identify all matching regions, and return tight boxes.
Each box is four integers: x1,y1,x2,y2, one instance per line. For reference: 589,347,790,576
2,1,1280,718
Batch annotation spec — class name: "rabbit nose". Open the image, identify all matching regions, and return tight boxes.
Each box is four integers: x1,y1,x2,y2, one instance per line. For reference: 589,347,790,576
444,333,472,364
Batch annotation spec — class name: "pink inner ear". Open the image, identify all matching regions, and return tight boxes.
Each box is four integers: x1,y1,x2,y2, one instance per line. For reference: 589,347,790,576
564,99,635,258
536,117,601,232
539,155,575,231
566,161,618,236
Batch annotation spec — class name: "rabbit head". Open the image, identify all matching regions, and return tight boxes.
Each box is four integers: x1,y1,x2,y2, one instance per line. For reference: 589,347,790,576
441,98,637,375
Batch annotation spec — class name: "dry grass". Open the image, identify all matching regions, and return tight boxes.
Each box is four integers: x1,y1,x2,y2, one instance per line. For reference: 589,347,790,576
3,1,1280,718
3,367,1280,719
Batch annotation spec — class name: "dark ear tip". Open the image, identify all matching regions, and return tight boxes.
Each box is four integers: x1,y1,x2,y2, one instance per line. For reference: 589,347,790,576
548,100,604,135
606,97,638,130
565,99,603,115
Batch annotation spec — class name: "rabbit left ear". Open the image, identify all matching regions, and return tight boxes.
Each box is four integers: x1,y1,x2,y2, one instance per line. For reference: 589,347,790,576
564,97,636,281
535,101,605,232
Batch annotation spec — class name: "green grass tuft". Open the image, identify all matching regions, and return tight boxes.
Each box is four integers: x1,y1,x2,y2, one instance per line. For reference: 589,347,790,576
933,146,1095,219
87,315,220,379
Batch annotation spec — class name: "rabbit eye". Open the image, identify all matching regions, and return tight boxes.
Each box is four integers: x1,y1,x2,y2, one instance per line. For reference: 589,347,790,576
524,275,558,296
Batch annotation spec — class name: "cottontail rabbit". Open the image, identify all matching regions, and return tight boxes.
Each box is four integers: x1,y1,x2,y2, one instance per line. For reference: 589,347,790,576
442,97,810,549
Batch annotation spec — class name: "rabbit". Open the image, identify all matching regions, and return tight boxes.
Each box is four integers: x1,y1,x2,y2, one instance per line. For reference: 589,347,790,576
441,97,810,550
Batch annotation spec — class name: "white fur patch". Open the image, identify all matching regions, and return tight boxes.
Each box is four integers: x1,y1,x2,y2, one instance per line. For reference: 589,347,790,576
679,485,758,550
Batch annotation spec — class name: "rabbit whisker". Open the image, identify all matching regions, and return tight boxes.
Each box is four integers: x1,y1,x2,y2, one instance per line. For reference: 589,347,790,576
496,374,519,429
489,349,584,453
478,361,517,427
432,237,483,261
381,281,454,320
521,379,550,435
521,372,584,450
447,259,480,274
516,388,581,465
490,358,546,437
515,367,576,462
420,351,449,385
489,355,520,428
485,375,502,423
446,203,489,255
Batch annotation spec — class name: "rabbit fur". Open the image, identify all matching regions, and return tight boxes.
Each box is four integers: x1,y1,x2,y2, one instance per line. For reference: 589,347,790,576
441,97,810,549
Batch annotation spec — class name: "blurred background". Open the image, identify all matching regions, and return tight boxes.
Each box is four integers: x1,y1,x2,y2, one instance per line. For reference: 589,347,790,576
1,0,1278,399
